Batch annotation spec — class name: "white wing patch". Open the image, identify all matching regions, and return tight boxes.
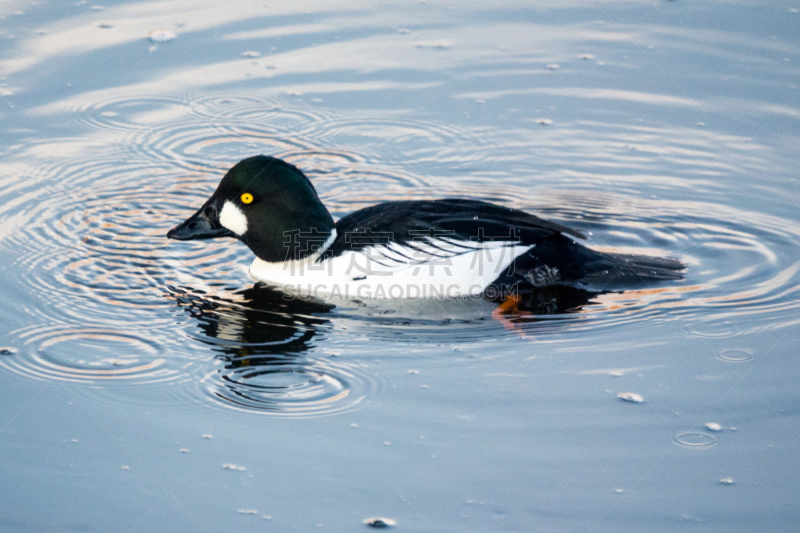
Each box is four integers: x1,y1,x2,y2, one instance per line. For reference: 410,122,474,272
250,235,532,299
219,201,248,236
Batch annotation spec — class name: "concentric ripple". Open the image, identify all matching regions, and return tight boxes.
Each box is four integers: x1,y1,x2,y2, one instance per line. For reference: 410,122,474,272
195,356,377,417
670,431,720,449
0,324,177,384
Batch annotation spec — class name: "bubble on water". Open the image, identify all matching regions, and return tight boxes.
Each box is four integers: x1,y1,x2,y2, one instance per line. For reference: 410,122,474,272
705,422,722,432
719,477,734,485
237,509,258,515
179,448,189,453
715,348,755,363
0,347,17,356
149,29,174,42
202,434,213,439
121,465,130,470
407,369,419,374
670,431,719,448
618,392,643,403
223,464,246,471
364,517,396,528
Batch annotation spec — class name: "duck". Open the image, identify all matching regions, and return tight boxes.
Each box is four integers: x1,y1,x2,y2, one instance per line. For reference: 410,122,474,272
167,155,683,303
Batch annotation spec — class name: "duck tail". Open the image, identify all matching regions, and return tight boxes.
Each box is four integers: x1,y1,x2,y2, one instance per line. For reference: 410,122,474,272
583,252,685,284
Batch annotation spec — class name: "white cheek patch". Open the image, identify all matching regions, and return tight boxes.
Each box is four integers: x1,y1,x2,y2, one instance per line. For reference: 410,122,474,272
219,200,248,236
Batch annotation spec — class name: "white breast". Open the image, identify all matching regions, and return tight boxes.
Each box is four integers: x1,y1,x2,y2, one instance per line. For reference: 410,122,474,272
249,231,532,300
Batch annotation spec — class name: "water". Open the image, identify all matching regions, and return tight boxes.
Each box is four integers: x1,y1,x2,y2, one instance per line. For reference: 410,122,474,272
1,1,799,531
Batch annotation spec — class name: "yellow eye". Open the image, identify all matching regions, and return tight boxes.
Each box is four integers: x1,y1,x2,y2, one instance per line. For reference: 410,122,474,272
241,193,253,204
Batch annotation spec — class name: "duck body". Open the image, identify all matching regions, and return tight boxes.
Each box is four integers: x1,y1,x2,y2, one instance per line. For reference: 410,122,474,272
167,156,683,301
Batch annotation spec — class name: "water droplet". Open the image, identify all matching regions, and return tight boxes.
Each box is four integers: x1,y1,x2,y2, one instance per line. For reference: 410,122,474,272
350,423,358,427
71,438,79,443
364,517,396,528
705,422,722,432
202,434,213,439
383,441,391,446
719,477,734,485
179,448,189,453
222,463,246,471
407,369,419,374
237,509,258,515
121,465,130,470
618,392,643,403
546,64,560,69
615,489,624,493
262,515,272,520
149,29,174,42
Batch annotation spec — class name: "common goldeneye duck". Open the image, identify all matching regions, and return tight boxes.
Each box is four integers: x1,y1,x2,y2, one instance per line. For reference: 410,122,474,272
167,155,683,301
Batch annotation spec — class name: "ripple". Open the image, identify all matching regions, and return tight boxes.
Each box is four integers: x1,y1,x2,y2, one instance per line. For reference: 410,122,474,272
0,325,178,384
670,431,720,449
2,91,800,391
195,356,377,417
715,348,756,363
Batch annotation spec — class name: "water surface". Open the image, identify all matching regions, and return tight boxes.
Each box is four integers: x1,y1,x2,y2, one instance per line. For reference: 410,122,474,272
1,1,799,531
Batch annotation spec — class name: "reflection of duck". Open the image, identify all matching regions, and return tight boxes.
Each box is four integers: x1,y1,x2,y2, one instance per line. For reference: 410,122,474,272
167,156,683,306
167,285,370,416
167,283,332,359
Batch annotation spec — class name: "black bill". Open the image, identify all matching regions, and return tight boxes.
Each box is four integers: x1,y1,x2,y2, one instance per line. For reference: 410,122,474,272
166,199,234,240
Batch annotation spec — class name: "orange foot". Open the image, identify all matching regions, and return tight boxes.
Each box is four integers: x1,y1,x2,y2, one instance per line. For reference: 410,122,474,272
492,294,522,318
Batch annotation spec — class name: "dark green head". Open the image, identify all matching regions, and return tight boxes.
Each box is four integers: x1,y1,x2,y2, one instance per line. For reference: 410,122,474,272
167,156,335,262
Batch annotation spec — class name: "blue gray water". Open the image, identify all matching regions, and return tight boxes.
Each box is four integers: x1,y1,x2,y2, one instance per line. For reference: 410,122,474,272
1,1,799,531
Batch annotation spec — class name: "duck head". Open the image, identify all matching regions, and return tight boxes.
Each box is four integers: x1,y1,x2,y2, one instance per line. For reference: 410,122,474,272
167,156,335,262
